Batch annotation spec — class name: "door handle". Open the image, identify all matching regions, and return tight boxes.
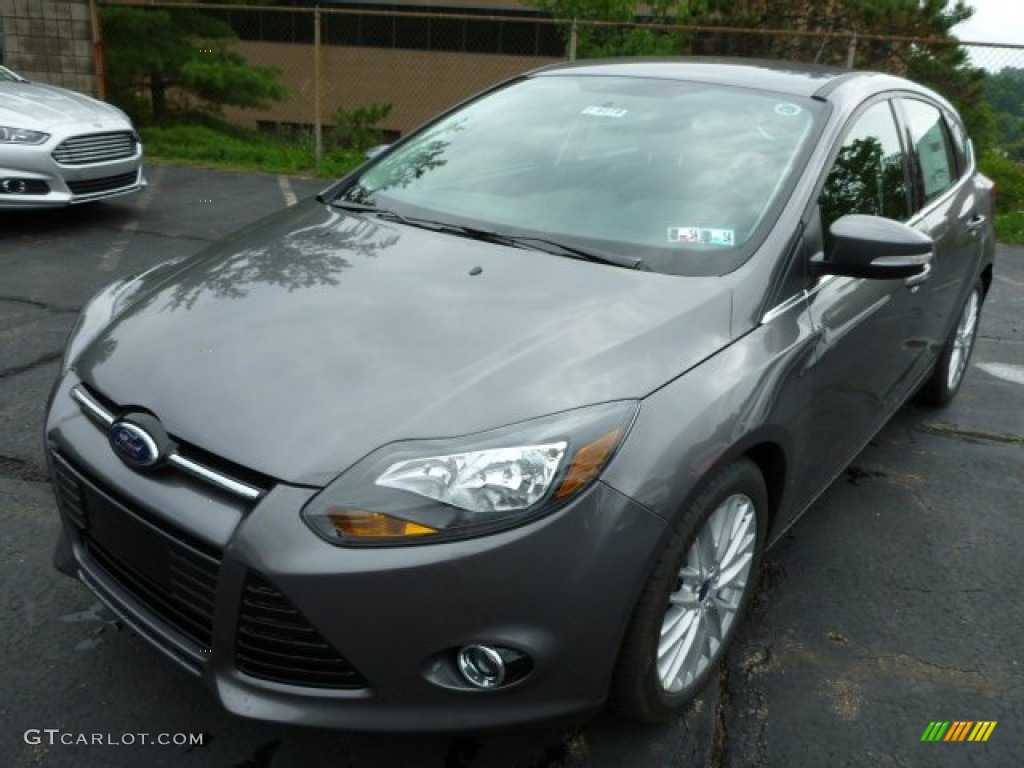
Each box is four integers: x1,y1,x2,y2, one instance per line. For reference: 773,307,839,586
905,262,932,289
966,214,987,232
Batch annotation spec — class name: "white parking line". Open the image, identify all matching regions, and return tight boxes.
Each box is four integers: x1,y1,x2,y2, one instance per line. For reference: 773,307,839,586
995,273,1024,290
277,175,298,207
976,362,1024,386
99,166,163,273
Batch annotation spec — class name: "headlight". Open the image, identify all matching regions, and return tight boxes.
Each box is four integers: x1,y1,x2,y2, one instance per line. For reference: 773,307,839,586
302,400,638,546
0,126,49,144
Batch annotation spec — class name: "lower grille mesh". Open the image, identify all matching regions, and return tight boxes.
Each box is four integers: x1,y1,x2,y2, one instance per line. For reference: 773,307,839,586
54,453,221,650
236,572,366,689
85,537,218,648
53,460,87,528
67,172,138,195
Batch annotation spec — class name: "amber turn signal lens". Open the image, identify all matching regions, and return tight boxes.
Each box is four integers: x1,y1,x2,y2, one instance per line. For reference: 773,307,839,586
327,510,437,538
555,427,624,499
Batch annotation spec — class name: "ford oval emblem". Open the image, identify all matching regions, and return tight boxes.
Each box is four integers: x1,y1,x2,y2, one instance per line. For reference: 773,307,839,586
108,421,161,468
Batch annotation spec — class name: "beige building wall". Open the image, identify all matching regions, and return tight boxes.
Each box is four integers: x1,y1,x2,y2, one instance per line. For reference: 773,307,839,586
223,41,559,137
0,0,97,95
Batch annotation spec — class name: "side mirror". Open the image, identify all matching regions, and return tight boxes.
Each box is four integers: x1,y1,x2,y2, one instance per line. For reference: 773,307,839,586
364,144,391,161
811,214,933,279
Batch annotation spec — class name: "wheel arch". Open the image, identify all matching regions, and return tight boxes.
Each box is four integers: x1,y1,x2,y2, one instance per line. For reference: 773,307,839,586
980,262,993,298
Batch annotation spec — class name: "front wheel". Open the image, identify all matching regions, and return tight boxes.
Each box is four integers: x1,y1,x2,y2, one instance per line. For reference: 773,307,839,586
611,459,768,723
918,278,984,407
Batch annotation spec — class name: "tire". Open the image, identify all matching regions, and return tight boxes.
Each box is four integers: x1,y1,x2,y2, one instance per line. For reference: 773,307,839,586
918,278,984,407
611,459,768,723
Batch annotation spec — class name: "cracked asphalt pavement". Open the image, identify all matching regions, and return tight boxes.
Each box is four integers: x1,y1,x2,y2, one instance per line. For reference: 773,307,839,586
1,167,1021,767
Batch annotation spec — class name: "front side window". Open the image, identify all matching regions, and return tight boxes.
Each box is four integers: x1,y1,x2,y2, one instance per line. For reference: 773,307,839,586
901,98,957,205
819,100,910,235
338,75,824,276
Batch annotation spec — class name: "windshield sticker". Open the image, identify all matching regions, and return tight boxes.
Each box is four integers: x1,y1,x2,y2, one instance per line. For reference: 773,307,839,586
581,105,628,118
774,103,803,117
668,227,701,243
668,227,736,246
704,228,735,246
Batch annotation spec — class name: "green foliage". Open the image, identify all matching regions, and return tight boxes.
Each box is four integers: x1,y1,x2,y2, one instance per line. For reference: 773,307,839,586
985,68,1024,163
531,0,710,58
141,121,362,178
332,103,393,153
980,150,1024,214
103,6,287,123
993,211,1024,245
979,150,1024,245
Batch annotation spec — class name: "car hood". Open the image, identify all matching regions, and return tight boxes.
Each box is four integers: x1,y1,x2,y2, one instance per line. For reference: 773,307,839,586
76,201,734,486
0,82,126,130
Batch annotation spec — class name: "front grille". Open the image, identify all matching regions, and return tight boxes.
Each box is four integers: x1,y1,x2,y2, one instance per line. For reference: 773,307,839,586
236,572,367,689
56,454,221,649
67,172,139,196
52,131,137,165
52,458,87,528
85,537,219,648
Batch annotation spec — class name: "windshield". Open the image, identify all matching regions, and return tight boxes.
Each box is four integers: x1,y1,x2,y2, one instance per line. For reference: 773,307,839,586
337,74,824,276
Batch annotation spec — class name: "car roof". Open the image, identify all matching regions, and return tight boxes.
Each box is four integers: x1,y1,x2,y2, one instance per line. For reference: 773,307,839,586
530,57,925,102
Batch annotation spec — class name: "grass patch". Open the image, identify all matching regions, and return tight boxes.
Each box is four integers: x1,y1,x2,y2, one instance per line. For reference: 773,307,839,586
140,122,363,178
994,211,1024,246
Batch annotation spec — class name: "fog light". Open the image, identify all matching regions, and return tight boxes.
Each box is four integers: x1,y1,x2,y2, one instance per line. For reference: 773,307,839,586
2,178,27,194
457,644,506,689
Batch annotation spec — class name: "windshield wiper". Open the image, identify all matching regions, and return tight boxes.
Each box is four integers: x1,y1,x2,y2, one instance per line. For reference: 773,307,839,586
328,200,379,212
497,234,646,270
330,201,645,270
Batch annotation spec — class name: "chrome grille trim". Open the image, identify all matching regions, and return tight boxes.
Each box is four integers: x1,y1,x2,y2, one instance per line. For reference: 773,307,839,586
166,454,263,501
70,384,265,502
71,385,114,426
52,131,137,165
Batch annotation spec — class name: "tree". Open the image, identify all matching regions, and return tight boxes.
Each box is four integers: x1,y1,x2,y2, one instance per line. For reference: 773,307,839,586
985,68,1024,162
531,0,712,58
102,5,287,123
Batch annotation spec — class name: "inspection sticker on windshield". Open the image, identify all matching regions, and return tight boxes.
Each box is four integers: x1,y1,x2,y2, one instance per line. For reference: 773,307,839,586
668,227,735,246
581,105,628,118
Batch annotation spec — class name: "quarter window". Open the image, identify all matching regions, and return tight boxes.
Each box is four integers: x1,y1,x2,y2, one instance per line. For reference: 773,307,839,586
902,99,957,204
819,101,910,235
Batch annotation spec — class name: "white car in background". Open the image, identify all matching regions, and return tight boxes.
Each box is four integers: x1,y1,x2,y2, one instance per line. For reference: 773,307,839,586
0,65,144,208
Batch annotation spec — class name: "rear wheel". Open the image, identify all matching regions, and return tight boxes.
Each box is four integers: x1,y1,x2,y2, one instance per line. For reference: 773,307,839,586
919,278,983,407
611,459,768,723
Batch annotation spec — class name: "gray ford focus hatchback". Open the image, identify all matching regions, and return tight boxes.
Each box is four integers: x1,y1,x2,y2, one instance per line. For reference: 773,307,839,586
47,59,994,730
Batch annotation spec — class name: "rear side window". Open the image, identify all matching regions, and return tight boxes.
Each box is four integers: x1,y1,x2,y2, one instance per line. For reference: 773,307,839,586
819,100,910,235
901,99,957,205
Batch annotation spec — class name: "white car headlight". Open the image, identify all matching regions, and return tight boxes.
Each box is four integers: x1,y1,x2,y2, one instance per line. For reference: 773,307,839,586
376,442,568,513
0,126,49,144
302,401,638,546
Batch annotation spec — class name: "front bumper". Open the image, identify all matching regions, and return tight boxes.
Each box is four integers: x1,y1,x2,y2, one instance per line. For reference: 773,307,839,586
46,372,667,731
0,124,145,208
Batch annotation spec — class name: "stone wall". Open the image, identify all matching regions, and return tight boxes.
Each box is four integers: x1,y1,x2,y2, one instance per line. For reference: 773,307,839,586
0,0,97,96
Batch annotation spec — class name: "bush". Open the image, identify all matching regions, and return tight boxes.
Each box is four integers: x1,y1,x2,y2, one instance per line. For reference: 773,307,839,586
140,121,362,178
980,150,1024,214
331,104,393,153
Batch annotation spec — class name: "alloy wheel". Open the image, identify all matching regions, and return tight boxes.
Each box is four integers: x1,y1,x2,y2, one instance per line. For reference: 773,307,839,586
656,493,757,693
947,288,980,392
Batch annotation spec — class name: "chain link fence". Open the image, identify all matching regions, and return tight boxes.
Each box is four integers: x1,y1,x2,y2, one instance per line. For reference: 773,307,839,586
6,1,1024,161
